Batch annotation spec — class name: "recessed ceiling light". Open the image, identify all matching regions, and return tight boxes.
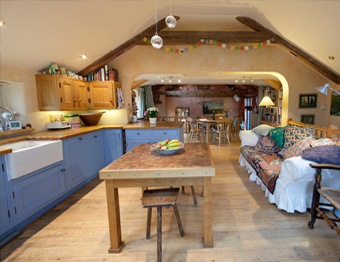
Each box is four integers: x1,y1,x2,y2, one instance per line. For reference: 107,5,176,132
329,56,335,60
178,79,181,83
81,54,87,59
0,19,5,27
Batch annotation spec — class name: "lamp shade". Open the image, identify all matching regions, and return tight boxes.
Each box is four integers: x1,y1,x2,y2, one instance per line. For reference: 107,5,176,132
259,96,274,107
316,83,330,95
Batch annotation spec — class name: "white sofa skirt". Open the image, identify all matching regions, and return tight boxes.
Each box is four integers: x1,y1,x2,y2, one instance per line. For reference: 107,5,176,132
239,153,340,213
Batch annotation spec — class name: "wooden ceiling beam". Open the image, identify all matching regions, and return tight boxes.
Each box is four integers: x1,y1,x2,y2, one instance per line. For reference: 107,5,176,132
236,16,340,84
77,16,180,76
131,79,149,89
263,79,282,90
156,90,257,97
137,31,272,44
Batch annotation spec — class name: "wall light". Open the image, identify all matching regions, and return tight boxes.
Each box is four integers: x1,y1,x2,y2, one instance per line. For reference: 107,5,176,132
0,19,5,27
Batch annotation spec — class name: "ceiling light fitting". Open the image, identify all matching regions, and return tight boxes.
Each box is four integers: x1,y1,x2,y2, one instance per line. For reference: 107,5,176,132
151,0,163,49
329,56,335,60
165,0,176,28
0,19,5,27
81,54,87,59
161,76,181,83
235,77,253,83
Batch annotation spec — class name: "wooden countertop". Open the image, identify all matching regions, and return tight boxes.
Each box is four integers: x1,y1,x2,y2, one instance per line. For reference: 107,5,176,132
123,121,184,129
0,121,184,147
100,143,215,179
0,147,12,156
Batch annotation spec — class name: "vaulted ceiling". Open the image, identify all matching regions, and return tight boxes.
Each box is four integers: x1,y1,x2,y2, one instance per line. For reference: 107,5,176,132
1,1,339,85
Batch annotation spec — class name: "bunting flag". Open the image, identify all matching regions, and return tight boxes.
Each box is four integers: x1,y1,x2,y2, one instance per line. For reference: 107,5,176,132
143,37,274,54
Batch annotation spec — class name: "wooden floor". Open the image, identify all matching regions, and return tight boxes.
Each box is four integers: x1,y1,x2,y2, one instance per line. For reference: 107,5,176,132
1,134,340,262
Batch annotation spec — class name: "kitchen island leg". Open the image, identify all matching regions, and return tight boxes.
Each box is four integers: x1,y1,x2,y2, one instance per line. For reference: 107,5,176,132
105,180,124,253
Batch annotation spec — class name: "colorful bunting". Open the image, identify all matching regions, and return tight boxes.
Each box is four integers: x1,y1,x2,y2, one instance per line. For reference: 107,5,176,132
144,37,274,54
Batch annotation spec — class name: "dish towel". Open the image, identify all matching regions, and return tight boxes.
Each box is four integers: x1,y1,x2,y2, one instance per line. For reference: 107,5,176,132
117,88,124,109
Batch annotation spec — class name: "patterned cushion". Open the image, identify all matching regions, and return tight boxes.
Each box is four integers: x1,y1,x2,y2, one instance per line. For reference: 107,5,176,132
283,136,313,159
302,145,340,165
310,138,334,147
310,138,340,147
252,124,274,136
269,126,285,148
283,126,315,150
332,138,340,146
254,135,281,153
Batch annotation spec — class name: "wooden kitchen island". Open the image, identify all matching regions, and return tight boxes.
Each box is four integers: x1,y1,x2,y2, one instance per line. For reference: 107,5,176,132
99,143,215,253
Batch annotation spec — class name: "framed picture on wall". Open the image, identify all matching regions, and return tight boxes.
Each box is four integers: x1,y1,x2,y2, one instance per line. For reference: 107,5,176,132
299,94,317,108
301,114,315,125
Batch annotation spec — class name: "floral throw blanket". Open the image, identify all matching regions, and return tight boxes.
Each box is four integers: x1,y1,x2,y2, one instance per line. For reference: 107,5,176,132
241,146,283,194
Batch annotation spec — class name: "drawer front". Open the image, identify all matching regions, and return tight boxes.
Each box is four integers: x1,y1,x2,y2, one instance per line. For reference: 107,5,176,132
153,129,178,138
125,129,152,138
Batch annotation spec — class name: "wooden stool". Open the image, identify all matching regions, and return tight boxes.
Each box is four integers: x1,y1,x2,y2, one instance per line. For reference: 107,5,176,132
181,186,197,207
142,188,185,262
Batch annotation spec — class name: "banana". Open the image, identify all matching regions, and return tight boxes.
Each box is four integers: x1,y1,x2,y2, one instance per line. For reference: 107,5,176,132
167,143,180,148
169,139,179,143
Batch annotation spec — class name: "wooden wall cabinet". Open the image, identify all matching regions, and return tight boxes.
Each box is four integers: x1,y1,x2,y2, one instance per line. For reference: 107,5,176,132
89,81,120,109
35,75,120,111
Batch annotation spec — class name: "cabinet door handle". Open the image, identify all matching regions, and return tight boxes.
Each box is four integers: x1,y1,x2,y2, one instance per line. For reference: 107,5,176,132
73,99,77,102
163,132,166,135
61,168,66,172
94,135,98,138
137,132,140,135
79,137,83,140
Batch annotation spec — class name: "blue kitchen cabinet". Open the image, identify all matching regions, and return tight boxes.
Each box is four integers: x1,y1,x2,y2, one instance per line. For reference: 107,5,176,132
11,161,65,225
63,133,93,191
125,128,183,152
104,129,124,164
91,131,106,171
0,156,13,237
152,129,180,143
125,129,153,152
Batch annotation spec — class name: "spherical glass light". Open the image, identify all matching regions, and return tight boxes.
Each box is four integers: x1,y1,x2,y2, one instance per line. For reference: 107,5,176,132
165,15,176,28
151,34,163,49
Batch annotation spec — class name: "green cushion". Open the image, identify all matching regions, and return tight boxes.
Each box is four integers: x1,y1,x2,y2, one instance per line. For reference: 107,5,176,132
269,126,285,148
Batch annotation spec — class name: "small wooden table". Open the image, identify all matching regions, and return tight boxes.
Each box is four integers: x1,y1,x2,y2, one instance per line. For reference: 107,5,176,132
99,143,215,253
197,119,233,144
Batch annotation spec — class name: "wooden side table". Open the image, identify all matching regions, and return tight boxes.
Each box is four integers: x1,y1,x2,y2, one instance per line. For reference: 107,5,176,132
308,163,340,237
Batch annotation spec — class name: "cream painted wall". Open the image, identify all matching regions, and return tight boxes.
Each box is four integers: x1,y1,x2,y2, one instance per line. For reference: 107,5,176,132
0,66,128,132
109,45,339,127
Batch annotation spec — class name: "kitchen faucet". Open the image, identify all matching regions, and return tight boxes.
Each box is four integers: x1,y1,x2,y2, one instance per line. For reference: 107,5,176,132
0,106,15,131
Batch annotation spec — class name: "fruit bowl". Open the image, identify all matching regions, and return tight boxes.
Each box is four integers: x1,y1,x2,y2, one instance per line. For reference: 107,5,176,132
150,142,184,155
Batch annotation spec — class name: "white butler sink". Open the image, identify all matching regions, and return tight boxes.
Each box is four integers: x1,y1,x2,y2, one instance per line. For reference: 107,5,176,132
0,140,63,180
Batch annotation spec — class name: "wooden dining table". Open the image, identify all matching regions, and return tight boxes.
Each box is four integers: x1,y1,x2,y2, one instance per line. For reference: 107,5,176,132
197,118,233,144
99,143,215,253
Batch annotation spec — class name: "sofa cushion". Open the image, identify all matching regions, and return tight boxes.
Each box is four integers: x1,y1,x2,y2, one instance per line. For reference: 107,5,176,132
283,126,315,150
302,145,340,165
310,138,334,147
254,135,281,153
283,136,313,160
252,124,274,136
269,126,285,148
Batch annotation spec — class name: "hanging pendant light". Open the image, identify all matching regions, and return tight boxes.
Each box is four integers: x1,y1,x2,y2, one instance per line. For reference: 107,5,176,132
165,0,176,28
151,0,163,49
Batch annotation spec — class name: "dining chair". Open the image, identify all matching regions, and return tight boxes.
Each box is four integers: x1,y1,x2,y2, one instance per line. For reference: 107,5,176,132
187,118,203,143
213,121,230,146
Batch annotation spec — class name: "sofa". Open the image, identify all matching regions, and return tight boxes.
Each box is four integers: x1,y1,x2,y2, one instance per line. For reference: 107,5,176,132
239,124,340,213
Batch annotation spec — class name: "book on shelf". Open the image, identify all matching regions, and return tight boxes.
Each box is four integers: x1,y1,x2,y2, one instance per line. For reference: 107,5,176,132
86,66,119,82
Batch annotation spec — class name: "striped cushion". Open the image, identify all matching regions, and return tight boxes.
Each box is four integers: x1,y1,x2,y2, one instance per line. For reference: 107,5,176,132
283,136,313,160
